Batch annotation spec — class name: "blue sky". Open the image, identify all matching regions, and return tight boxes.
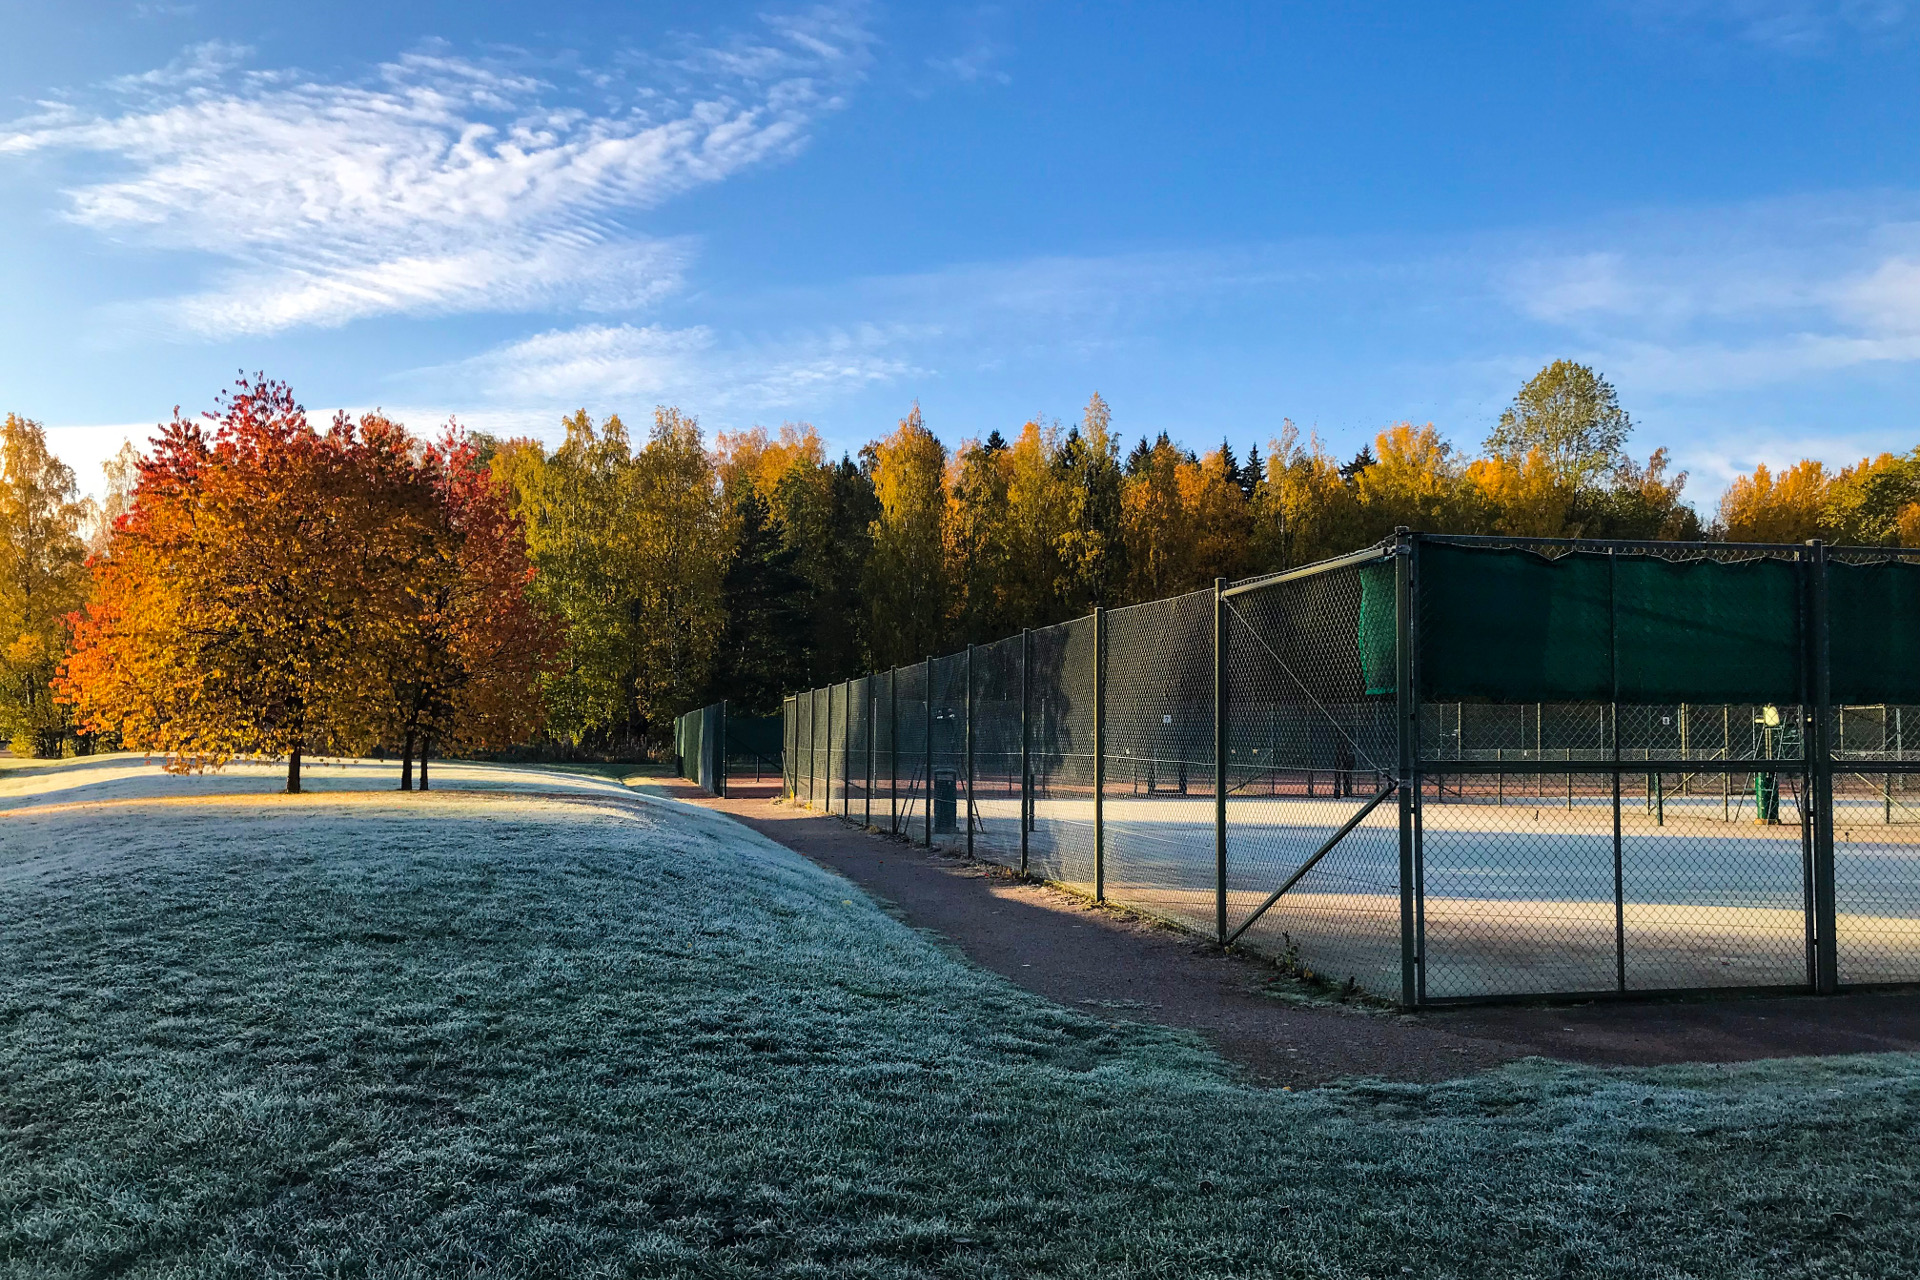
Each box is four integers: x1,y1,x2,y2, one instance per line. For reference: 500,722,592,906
3,1,1918,509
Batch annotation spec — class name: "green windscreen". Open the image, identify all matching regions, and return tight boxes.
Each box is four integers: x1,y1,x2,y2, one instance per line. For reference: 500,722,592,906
1357,560,1398,695
1418,544,1802,704
1417,546,1611,701
1830,561,1920,704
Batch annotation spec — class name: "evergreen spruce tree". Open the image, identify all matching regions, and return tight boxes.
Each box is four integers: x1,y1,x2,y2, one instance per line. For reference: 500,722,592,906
709,486,811,712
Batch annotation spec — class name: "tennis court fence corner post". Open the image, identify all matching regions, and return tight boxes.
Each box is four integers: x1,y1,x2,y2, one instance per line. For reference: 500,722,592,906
1214,576,1228,945
1394,527,1419,1009
1094,606,1107,904
966,642,977,858
1020,627,1032,876
1807,538,1839,994
924,655,934,849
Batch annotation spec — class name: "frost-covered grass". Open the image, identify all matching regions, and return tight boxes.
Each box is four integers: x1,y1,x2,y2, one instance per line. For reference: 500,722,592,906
2,788,1918,1278
0,752,647,812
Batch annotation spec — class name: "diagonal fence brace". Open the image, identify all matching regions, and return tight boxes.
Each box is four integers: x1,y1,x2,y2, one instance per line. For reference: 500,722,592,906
1222,782,1398,947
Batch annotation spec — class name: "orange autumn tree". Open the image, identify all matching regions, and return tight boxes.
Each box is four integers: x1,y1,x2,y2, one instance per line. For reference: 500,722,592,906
61,377,422,791
382,425,560,790
1716,460,1831,543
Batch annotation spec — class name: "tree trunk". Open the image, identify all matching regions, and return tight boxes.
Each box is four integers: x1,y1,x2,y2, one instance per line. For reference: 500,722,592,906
419,742,429,792
399,728,414,791
287,744,303,794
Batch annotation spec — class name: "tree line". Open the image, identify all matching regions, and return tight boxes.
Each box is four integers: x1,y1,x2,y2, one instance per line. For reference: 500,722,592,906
3,359,1916,768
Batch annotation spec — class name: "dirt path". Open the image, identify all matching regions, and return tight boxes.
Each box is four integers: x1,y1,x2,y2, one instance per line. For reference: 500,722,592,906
637,775,1920,1085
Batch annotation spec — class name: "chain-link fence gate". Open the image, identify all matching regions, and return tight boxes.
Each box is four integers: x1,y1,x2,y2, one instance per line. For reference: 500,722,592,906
783,532,1920,1006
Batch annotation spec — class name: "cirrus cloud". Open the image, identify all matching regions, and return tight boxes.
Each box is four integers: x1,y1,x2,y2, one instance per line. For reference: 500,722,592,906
0,8,872,338
430,320,922,414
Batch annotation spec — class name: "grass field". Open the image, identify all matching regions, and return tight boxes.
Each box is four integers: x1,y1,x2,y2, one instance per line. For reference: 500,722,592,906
3,761,1920,1277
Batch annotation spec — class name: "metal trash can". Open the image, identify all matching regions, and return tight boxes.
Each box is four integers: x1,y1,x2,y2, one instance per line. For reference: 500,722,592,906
933,768,958,833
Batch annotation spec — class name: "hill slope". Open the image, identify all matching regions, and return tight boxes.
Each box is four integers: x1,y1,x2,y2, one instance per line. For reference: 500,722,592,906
2,785,1916,1277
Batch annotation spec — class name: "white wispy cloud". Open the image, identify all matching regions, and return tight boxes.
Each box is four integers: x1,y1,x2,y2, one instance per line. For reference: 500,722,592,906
1617,0,1910,51
926,45,1011,86
0,9,870,337
425,319,920,414
1489,196,1920,391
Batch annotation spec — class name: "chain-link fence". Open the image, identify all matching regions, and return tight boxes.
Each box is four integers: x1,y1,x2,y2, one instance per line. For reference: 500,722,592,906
673,702,783,796
782,533,1920,1006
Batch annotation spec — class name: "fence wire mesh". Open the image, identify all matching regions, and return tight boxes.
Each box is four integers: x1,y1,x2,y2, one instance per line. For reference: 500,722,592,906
1029,618,1097,893
810,687,828,808
1100,590,1218,933
1835,768,1920,984
1224,561,1402,994
970,636,1025,867
778,536,1920,1005
1421,700,1808,763
892,663,929,839
1417,771,1813,998
1419,772,1623,998
925,654,967,852
846,677,871,824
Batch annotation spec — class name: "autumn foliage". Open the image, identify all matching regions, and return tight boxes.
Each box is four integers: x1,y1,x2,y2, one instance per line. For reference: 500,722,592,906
56,376,556,790
0,414,90,755
11,357,1920,767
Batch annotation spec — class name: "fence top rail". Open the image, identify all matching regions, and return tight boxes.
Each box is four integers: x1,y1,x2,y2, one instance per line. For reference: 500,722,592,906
1223,543,1395,599
1102,583,1218,621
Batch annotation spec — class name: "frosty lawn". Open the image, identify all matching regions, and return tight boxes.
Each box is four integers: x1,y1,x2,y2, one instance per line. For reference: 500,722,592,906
2,781,1918,1277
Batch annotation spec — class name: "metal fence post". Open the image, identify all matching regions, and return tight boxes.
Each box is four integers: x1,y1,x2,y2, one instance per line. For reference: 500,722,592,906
1808,539,1839,993
1612,711,1625,993
805,689,816,808
1094,606,1107,904
717,699,728,798
1394,529,1417,1007
866,681,875,829
965,643,976,858
843,679,853,820
1214,576,1228,945
1020,627,1031,876
889,667,899,834
1610,548,1625,994
924,656,934,848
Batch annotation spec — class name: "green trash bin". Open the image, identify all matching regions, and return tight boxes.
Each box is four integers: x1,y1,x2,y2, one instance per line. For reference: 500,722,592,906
933,768,958,833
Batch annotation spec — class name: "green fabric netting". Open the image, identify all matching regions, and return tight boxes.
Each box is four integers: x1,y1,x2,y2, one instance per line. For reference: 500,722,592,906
1417,543,1802,704
1357,559,1399,696
1830,561,1920,704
